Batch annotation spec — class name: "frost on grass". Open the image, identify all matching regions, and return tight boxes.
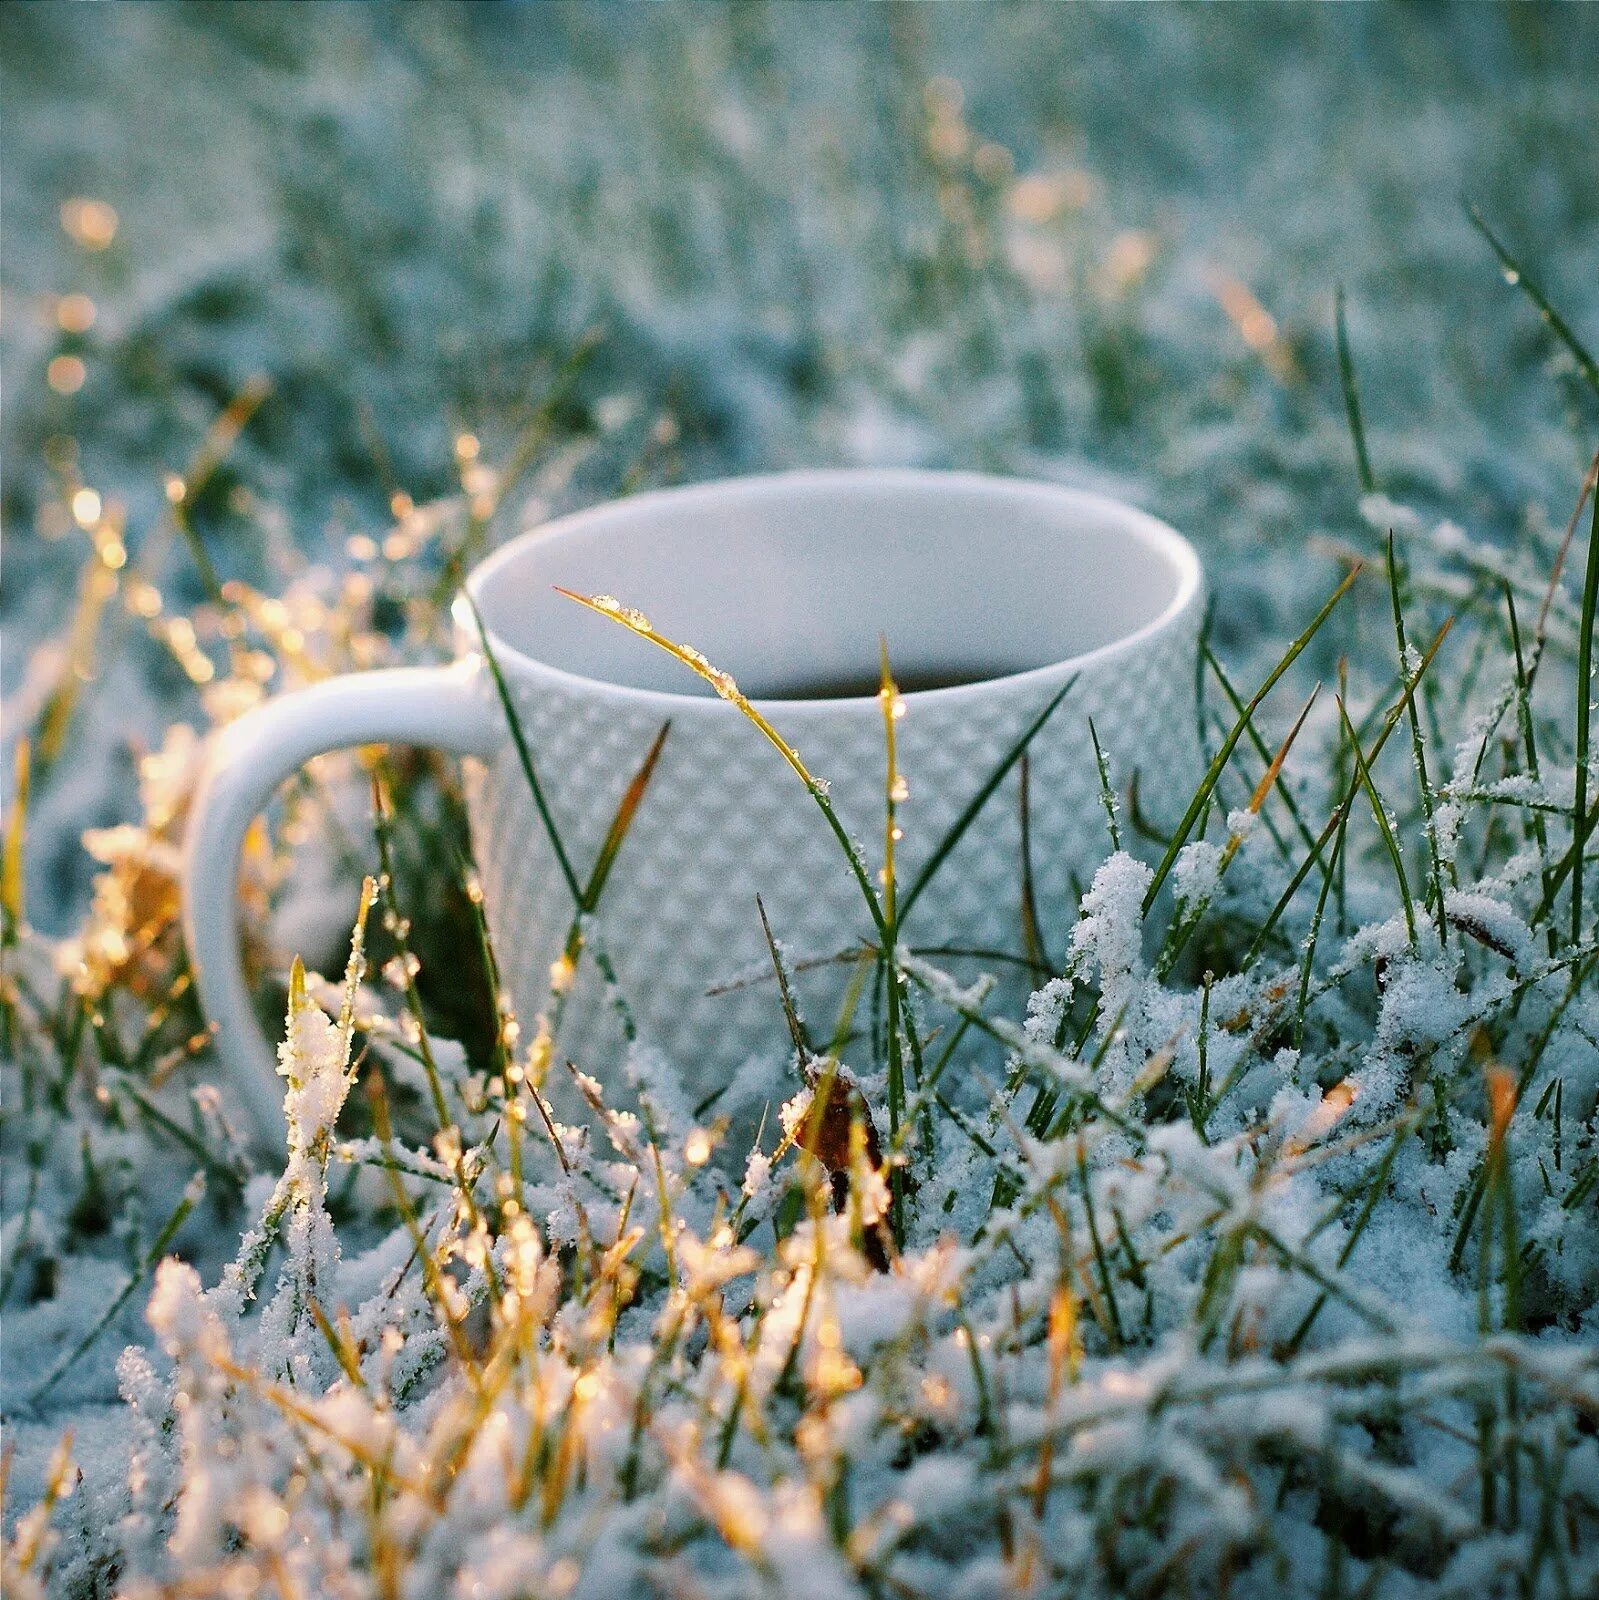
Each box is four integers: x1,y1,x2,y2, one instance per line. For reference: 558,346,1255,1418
11,535,1599,1600
4,9,1599,1596
9,684,1599,1599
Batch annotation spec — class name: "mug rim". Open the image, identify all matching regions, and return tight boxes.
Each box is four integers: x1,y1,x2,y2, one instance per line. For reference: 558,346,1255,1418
456,468,1205,715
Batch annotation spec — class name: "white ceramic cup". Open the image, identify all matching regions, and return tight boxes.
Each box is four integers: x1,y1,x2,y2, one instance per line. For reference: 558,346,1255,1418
183,469,1204,1146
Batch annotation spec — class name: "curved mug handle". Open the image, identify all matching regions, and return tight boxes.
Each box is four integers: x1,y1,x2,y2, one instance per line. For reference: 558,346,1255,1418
181,663,498,1150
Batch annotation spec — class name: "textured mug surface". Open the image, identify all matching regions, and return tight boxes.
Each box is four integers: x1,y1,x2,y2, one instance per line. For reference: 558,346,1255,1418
183,470,1204,1145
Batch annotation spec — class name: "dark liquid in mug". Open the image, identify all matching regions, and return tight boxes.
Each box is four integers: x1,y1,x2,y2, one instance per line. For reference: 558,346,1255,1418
764,665,1003,700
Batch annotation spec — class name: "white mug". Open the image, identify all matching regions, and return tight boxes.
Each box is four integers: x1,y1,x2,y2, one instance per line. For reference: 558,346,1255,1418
183,470,1204,1146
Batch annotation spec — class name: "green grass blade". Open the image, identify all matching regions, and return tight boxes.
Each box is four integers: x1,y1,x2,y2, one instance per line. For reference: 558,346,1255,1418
1504,585,1557,948
757,893,811,1063
370,779,455,1134
31,1172,205,1403
897,675,1077,926
1283,1116,1411,1355
1205,645,1320,856
1338,692,1417,950
1293,818,1351,1048
1465,200,1599,401
1018,754,1050,974
1244,618,1451,967
1387,533,1450,941
557,587,888,942
1334,286,1376,494
580,720,671,912
899,958,1142,1144
468,594,583,906
527,718,674,1075
1076,1143,1124,1350
1573,482,1599,944
1344,691,1421,947
1155,683,1320,980
1087,717,1122,852
1144,564,1361,918
1533,451,1599,655
1529,791,1599,928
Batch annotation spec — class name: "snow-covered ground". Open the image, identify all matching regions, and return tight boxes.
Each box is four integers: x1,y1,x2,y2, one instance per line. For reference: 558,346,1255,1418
3,7,1597,1596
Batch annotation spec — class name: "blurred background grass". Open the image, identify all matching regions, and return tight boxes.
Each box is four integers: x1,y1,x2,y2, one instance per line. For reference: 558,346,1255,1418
3,1,1596,929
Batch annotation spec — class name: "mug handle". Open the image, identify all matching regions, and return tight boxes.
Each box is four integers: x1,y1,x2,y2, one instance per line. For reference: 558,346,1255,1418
181,662,498,1150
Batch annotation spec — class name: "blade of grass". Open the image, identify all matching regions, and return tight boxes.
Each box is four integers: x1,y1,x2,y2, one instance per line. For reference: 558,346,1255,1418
34,546,119,776
1228,684,1321,871
1018,753,1050,973
1504,585,1557,949
365,1070,483,1386
434,328,605,606
1283,1114,1412,1355
1194,595,1216,759
0,740,28,1066
539,723,671,1060
1574,482,1598,944
105,1070,245,1192
371,779,456,1135
1076,1141,1123,1351
880,638,901,928
1532,450,1599,659
580,720,671,912
1145,564,1361,918
878,638,910,1246
1087,718,1122,852
1387,534,1450,941
1191,971,1214,1137
756,894,811,1062
908,944,1053,977
1156,683,1320,978
1040,1001,1134,1140
168,377,273,607
2,740,29,944
1205,644,1320,856
1338,692,1418,950
898,958,1143,1145
468,595,582,906
31,1172,205,1403
556,587,887,942
1244,618,1451,967
897,675,1077,925
1293,811,1352,1047
1529,790,1599,927
452,849,526,1188
1334,286,1376,494
1465,201,1599,400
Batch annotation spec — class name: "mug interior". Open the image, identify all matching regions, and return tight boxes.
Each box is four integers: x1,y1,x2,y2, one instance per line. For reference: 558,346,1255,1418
467,470,1199,701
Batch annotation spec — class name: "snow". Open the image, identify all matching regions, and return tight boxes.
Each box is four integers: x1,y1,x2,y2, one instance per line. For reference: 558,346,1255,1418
1067,852,1153,1023
5,6,1599,1596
